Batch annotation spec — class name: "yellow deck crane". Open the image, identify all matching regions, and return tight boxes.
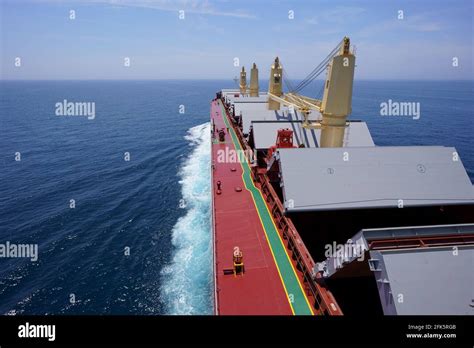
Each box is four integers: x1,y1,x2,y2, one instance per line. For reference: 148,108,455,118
268,37,355,148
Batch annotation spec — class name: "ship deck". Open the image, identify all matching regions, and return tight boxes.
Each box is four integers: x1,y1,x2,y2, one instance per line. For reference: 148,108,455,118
211,99,314,315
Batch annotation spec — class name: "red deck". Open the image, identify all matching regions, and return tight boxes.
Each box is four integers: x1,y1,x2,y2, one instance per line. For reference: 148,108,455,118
211,99,293,315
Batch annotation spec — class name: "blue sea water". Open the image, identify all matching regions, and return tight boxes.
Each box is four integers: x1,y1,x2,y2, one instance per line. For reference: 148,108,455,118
0,80,472,315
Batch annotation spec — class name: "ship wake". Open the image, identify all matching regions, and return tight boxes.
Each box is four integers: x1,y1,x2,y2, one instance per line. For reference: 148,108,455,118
159,122,213,314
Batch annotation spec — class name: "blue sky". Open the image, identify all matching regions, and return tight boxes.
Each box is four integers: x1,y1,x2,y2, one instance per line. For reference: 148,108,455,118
1,0,472,80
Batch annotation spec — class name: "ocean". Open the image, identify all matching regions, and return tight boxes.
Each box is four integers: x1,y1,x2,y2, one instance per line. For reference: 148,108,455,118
0,80,472,315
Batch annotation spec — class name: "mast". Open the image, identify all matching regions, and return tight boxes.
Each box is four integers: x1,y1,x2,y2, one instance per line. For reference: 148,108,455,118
268,57,283,110
249,63,259,97
319,36,355,147
239,67,247,95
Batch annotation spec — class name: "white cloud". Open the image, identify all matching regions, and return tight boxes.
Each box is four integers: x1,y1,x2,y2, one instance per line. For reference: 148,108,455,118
38,0,257,19
317,6,366,24
357,13,442,37
305,17,318,25
354,40,472,79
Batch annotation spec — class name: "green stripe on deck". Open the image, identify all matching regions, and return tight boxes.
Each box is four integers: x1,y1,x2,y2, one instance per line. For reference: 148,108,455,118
219,102,313,315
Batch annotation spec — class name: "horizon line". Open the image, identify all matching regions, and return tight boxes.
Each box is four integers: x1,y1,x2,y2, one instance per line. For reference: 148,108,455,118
1,78,473,82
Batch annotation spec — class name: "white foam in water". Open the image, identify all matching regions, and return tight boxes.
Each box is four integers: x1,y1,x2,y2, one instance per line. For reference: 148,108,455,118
160,123,213,314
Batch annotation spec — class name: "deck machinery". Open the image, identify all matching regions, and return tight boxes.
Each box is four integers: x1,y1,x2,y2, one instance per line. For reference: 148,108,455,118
211,37,474,315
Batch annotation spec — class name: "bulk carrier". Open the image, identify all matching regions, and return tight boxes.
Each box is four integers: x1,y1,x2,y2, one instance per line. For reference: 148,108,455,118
210,37,474,315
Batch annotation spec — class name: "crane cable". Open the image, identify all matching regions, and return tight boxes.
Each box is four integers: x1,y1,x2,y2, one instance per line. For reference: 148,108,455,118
315,80,325,100
283,68,295,93
290,39,344,94
292,39,343,92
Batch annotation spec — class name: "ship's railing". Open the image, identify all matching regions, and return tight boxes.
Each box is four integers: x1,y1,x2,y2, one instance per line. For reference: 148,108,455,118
257,174,342,316
369,233,474,250
220,98,342,316
211,101,219,315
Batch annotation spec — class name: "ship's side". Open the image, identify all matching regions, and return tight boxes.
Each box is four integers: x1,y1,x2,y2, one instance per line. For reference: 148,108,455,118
210,38,474,315
210,98,325,315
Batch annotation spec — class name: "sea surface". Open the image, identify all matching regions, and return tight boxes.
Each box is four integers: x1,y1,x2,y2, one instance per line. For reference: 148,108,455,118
0,80,472,314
